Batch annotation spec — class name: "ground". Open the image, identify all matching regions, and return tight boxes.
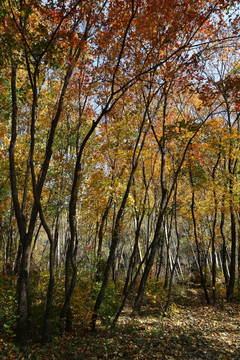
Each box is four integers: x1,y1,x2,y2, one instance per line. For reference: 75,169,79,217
1,287,240,359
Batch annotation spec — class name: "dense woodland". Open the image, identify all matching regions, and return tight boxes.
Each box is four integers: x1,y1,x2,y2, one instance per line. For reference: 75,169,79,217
0,0,240,356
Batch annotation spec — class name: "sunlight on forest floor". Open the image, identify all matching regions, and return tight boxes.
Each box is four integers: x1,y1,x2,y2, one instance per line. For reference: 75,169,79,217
1,287,240,360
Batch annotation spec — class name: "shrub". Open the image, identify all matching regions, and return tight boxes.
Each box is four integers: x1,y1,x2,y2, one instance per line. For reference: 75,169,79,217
92,281,120,328
0,274,18,339
71,278,94,329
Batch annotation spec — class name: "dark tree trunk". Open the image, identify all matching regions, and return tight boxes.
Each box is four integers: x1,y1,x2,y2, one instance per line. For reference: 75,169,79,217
156,233,164,281
220,206,229,287
111,242,152,328
16,239,31,344
59,235,78,332
190,169,210,305
164,187,180,313
237,218,240,299
132,210,165,314
164,220,171,290
96,197,112,282
41,216,58,344
123,213,144,295
211,201,217,305
210,152,220,305
227,210,236,302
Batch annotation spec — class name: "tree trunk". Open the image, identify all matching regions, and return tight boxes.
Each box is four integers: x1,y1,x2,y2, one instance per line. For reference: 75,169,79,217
16,239,31,344
96,197,112,282
41,216,58,343
111,242,152,328
164,220,171,289
220,208,229,286
237,217,240,299
59,234,78,332
190,169,210,305
211,203,217,305
227,210,236,302
164,187,180,312
123,213,144,295
132,210,165,314
156,233,165,281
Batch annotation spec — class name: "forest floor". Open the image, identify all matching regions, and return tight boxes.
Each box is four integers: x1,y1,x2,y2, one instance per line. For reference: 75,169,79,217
1,286,240,360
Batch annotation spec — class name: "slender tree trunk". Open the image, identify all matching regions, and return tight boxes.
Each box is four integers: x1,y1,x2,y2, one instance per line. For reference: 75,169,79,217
190,169,210,305
111,241,153,328
210,152,220,305
14,241,23,275
156,232,164,281
164,220,171,289
16,239,31,344
220,207,229,286
123,213,144,295
5,206,14,273
30,223,42,265
227,209,236,302
211,198,217,305
124,165,153,291
95,197,112,282
41,215,58,343
237,217,240,299
164,187,180,312
59,233,78,332
132,210,165,314
42,250,55,343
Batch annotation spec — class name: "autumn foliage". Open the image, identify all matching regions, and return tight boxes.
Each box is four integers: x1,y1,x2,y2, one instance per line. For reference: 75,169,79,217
0,0,239,355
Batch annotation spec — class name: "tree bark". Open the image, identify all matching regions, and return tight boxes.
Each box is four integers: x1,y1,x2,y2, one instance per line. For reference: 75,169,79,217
220,200,229,287
227,209,236,302
95,197,112,282
190,169,210,305
164,187,180,312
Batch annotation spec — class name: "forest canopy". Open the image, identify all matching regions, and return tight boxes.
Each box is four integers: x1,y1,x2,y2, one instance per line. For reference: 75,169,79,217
0,0,240,348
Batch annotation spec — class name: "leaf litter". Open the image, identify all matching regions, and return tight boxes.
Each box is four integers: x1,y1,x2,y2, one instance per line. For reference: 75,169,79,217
1,287,240,359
